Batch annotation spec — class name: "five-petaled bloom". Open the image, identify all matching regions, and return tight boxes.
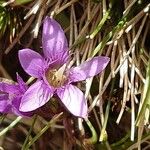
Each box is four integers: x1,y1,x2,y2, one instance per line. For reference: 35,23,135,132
0,74,32,116
18,16,110,118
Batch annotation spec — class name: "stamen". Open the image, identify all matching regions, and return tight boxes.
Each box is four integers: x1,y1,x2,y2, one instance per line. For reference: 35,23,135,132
54,64,66,81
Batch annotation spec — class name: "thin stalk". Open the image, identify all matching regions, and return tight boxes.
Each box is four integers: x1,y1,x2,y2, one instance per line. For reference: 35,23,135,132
0,116,22,136
136,59,150,125
24,113,63,150
55,0,78,15
90,9,110,39
91,29,114,57
21,115,38,150
123,0,137,16
84,118,98,144
116,74,128,124
111,133,130,147
127,133,150,150
99,100,111,141
0,114,6,124
5,15,35,54
99,78,115,141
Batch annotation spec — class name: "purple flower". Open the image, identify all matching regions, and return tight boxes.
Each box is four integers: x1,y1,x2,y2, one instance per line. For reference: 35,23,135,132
0,74,32,116
18,17,110,118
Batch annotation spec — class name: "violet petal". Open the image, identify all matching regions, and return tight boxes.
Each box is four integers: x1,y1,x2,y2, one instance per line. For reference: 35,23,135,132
57,84,87,118
42,17,69,65
0,82,19,93
12,97,32,116
0,101,11,113
0,94,11,113
68,56,110,82
17,74,28,93
19,80,54,112
18,49,44,78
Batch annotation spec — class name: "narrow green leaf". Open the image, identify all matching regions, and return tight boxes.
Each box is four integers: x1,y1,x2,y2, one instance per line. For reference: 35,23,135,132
136,59,150,126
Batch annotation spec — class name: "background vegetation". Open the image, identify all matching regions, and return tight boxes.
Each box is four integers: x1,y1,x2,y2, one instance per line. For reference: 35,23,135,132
0,0,150,149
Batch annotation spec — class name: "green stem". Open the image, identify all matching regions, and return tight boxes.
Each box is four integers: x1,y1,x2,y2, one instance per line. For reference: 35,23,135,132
91,18,126,57
0,114,6,124
24,113,63,150
91,30,114,57
99,100,111,141
136,59,150,125
99,78,115,141
84,118,98,144
90,9,110,39
0,116,22,136
111,133,130,147
21,115,37,150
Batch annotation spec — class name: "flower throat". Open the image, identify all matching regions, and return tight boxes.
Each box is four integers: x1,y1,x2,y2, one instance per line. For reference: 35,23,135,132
45,64,67,88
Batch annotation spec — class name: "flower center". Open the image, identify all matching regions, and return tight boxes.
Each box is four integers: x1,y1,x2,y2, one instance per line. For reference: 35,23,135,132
45,64,67,88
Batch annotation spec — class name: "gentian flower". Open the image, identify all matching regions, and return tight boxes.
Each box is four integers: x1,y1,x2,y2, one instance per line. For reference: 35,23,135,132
0,74,32,116
18,16,110,118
